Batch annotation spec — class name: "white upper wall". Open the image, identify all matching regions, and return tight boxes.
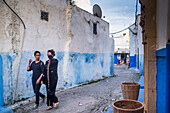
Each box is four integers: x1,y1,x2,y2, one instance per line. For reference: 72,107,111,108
70,6,114,53
129,26,137,56
0,0,69,52
74,0,92,13
129,15,144,56
0,0,113,54
136,15,144,55
156,0,169,49
168,0,170,41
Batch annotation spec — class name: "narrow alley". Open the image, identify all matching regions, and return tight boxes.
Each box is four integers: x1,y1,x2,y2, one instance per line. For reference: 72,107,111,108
11,64,141,113
1,0,169,113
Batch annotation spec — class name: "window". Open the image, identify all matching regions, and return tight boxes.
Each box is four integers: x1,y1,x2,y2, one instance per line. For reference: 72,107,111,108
93,23,97,34
41,10,49,21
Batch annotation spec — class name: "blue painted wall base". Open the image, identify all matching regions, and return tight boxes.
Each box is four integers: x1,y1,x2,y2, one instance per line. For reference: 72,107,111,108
0,51,114,105
0,55,13,113
166,44,170,113
0,107,13,113
156,44,170,113
130,55,136,68
114,54,118,64
138,76,144,102
0,55,3,107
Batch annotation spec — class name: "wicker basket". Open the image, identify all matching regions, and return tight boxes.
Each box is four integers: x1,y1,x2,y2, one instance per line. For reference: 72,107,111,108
112,99,144,113
121,82,140,100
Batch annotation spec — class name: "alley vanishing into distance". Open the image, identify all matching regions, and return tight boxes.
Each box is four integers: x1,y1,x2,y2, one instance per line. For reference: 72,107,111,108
1,0,170,112
11,64,141,113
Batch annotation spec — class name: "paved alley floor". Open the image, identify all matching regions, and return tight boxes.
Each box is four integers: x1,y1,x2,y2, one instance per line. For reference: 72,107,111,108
12,64,141,113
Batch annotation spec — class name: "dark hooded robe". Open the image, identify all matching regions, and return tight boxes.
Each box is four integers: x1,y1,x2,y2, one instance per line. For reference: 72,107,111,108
44,58,59,106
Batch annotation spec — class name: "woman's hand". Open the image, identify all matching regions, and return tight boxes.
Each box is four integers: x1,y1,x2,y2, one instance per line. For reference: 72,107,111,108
27,59,32,71
36,74,43,84
29,59,32,64
36,79,40,84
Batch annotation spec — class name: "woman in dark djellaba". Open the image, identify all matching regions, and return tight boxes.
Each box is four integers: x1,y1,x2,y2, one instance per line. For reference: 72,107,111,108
44,49,59,110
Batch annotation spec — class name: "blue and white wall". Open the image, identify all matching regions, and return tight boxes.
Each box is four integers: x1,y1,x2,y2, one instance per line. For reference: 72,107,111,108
156,0,170,112
129,25,137,68
129,15,144,75
136,16,144,75
0,0,114,105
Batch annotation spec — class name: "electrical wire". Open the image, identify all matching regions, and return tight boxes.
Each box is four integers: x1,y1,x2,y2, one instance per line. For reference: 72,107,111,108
3,0,26,29
110,23,135,35
128,27,137,35
110,0,139,35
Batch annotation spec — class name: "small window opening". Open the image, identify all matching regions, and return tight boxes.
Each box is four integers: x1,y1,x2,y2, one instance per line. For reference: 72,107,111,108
41,11,49,21
93,23,97,34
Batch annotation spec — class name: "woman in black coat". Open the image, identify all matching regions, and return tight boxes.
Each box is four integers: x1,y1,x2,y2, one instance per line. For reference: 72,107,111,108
44,49,59,110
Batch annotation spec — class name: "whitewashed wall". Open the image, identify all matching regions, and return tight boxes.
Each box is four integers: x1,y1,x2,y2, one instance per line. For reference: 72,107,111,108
129,25,137,56
156,0,169,49
136,15,144,74
0,0,114,105
129,15,144,74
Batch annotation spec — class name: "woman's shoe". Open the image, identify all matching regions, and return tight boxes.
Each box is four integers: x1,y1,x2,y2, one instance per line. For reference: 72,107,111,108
33,104,38,109
54,102,59,109
46,106,53,111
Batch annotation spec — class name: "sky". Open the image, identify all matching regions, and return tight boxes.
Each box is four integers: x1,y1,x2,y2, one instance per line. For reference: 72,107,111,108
74,0,141,36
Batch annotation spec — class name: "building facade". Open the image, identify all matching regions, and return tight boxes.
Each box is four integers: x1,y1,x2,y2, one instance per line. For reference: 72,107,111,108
0,0,114,105
129,15,144,75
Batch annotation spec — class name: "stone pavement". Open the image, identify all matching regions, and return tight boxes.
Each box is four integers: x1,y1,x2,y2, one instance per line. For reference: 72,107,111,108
11,64,141,113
